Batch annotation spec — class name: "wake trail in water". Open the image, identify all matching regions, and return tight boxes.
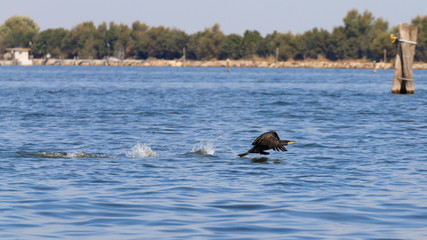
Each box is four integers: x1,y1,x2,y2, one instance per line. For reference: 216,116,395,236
32,151,115,159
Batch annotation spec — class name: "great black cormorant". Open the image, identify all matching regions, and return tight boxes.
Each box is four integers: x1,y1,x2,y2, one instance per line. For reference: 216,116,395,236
238,131,296,157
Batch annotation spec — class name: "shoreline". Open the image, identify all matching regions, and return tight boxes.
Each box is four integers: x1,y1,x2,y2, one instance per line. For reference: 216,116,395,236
5,58,427,69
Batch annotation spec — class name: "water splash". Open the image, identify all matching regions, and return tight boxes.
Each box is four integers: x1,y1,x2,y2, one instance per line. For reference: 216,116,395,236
189,140,216,156
126,143,157,158
227,146,241,157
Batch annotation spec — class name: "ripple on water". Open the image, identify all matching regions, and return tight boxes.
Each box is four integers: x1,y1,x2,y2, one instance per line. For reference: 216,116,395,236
1,67,427,239
32,151,115,159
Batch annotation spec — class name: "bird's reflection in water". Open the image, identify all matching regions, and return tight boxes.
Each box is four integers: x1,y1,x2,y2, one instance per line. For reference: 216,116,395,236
251,157,282,164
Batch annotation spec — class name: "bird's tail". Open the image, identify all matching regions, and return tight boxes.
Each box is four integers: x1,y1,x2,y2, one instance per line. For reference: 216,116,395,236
238,152,249,157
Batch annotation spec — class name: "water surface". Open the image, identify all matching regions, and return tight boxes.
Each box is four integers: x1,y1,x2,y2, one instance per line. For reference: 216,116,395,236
0,66,426,239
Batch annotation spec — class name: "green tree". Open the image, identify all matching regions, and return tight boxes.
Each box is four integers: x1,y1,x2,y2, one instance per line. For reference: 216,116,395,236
163,28,188,59
341,9,389,59
0,15,39,51
131,21,149,58
257,31,278,58
188,23,224,60
107,22,132,58
142,26,167,58
33,28,69,58
141,26,188,59
412,15,427,61
258,31,295,60
95,22,109,59
219,34,242,59
327,9,392,60
241,30,263,59
66,21,98,58
345,9,374,58
297,27,331,59
369,18,393,61
329,26,350,60
278,32,298,60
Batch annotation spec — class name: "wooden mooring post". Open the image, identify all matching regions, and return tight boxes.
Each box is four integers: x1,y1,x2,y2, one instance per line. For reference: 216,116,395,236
392,23,417,94
383,49,387,70
373,60,377,74
226,58,230,72
183,47,186,67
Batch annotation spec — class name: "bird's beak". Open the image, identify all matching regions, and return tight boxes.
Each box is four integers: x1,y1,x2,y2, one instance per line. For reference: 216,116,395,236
288,141,296,145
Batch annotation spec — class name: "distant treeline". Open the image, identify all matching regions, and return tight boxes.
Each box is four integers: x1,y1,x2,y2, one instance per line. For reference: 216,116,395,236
1,9,426,61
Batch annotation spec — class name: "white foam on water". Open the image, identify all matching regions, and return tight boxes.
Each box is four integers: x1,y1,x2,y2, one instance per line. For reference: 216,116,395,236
126,143,157,158
66,151,89,158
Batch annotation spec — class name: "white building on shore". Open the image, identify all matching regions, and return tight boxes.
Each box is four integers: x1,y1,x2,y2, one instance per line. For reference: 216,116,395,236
2,47,33,66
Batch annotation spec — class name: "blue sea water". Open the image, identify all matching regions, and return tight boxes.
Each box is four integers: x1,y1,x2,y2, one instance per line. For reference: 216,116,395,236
0,66,426,239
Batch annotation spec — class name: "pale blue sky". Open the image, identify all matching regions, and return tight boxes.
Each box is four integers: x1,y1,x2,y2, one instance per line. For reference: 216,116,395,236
1,0,426,35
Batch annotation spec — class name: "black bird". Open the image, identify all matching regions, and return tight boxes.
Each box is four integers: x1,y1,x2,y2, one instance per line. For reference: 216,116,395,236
238,131,296,157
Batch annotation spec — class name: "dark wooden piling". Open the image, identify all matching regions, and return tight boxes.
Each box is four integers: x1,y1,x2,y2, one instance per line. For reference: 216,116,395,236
392,23,417,94
183,47,186,67
373,61,377,74
383,49,387,70
226,58,230,72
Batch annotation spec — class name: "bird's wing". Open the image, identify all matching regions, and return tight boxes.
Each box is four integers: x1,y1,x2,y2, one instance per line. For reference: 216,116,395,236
272,145,287,152
252,131,281,147
278,145,287,152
